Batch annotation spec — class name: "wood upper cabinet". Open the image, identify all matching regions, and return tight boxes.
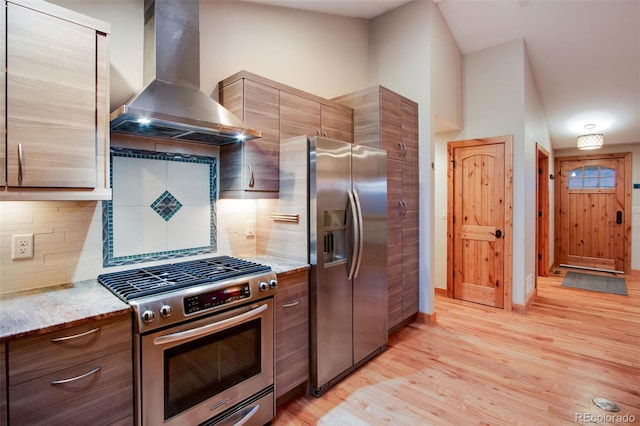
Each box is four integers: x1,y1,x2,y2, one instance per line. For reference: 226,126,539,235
280,91,321,139
274,269,309,401
0,0,111,200
280,91,353,142
7,315,133,425
218,71,353,198
334,86,419,331
219,78,280,197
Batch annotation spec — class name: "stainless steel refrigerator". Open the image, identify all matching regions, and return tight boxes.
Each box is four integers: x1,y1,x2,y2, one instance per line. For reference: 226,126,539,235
282,136,387,396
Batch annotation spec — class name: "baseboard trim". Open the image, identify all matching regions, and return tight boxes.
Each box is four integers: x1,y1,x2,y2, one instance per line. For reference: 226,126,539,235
434,287,447,297
415,311,437,325
513,288,537,314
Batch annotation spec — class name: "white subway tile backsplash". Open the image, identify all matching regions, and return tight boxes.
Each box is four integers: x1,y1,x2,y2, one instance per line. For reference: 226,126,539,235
0,139,258,295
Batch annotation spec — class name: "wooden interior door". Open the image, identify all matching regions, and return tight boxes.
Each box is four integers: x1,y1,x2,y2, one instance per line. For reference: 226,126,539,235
448,137,512,309
556,156,627,273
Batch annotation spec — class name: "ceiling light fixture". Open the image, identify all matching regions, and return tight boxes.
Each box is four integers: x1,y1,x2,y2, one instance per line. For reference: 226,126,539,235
576,124,604,150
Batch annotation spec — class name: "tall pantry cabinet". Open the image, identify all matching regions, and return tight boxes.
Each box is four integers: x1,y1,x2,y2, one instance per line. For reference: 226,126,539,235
334,86,419,332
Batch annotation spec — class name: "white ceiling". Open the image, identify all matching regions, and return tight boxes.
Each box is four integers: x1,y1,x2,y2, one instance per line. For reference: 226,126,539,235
436,0,640,149
237,0,640,150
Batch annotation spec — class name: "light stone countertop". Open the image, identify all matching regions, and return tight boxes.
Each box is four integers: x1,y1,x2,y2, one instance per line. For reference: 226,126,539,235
0,256,309,343
0,279,131,343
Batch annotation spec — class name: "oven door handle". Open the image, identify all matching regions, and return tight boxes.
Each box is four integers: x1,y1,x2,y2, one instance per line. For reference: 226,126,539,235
153,304,268,346
215,403,260,426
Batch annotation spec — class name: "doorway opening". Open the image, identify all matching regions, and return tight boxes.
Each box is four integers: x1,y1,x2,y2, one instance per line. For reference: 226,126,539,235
536,144,550,291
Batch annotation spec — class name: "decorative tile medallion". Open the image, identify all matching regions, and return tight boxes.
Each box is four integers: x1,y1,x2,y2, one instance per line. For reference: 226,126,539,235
151,190,183,221
103,148,217,267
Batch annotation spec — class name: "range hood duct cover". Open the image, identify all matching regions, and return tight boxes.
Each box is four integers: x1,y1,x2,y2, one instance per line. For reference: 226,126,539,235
110,0,260,145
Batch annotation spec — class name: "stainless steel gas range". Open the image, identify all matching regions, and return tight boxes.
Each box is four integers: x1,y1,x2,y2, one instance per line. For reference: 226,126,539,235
98,256,277,426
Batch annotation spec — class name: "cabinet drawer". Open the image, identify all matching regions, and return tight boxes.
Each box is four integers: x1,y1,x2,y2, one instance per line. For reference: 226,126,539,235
8,315,131,385
9,349,133,425
275,272,309,399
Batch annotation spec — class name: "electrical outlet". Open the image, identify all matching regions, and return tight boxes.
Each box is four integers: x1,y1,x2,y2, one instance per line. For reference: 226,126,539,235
12,234,34,259
245,220,256,237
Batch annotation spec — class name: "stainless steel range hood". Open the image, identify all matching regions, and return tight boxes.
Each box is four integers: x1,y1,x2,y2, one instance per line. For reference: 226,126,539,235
110,0,261,145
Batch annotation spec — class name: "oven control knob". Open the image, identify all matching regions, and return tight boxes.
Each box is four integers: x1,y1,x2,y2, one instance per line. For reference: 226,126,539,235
269,279,278,289
259,281,269,291
141,309,155,323
159,304,173,318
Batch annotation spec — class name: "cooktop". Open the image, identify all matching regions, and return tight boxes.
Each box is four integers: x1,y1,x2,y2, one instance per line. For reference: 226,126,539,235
98,256,271,302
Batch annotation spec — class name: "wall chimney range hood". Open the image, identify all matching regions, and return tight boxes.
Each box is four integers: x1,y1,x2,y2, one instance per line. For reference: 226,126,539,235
110,0,261,145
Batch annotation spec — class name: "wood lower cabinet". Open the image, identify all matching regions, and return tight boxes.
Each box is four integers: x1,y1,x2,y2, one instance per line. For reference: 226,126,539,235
334,86,420,332
7,315,133,425
218,71,353,198
274,269,309,402
0,0,111,200
0,343,6,425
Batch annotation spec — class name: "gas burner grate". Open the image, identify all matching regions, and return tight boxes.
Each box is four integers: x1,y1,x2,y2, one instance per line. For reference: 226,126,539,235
98,256,271,302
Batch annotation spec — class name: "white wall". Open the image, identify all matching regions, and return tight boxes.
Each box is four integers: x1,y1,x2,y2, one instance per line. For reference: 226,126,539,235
430,1,462,291
458,39,529,305
199,1,371,99
52,0,371,110
49,0,144,110
370,0,434,314
524,44,553,294
430,3,462,132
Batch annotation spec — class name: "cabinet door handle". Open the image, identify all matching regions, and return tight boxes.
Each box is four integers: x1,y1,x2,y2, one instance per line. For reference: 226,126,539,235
50,327,100,342
322,131,327,137
397,201,404,216
316,130,321,136
18,143,24,184
397,142,403,157
51,366,101,385
282,299,300,308
402,143,408,158
247,164,255,188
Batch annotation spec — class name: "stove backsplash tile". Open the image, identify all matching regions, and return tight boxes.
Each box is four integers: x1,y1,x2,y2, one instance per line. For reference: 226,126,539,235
103,148,217,267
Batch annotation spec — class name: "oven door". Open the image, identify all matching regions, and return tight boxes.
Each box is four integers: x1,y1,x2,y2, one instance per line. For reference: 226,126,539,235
140,298,274,426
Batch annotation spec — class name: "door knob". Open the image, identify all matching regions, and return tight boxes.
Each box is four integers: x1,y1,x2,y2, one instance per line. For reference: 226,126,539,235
490,229,503,239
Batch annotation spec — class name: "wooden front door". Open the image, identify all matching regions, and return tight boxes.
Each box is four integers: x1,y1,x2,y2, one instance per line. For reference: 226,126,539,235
556,154,629,273
448,136,513,309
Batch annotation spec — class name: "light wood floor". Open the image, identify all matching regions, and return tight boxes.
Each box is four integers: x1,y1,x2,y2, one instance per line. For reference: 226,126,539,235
274,270,639,425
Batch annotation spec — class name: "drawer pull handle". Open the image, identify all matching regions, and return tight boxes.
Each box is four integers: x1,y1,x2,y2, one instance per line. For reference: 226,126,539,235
50,327,100,342
282,300,300,308
51,366,101,385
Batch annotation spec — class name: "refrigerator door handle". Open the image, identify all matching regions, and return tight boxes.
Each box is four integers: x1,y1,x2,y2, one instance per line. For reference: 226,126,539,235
347,190,360,280
352,189,364,278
